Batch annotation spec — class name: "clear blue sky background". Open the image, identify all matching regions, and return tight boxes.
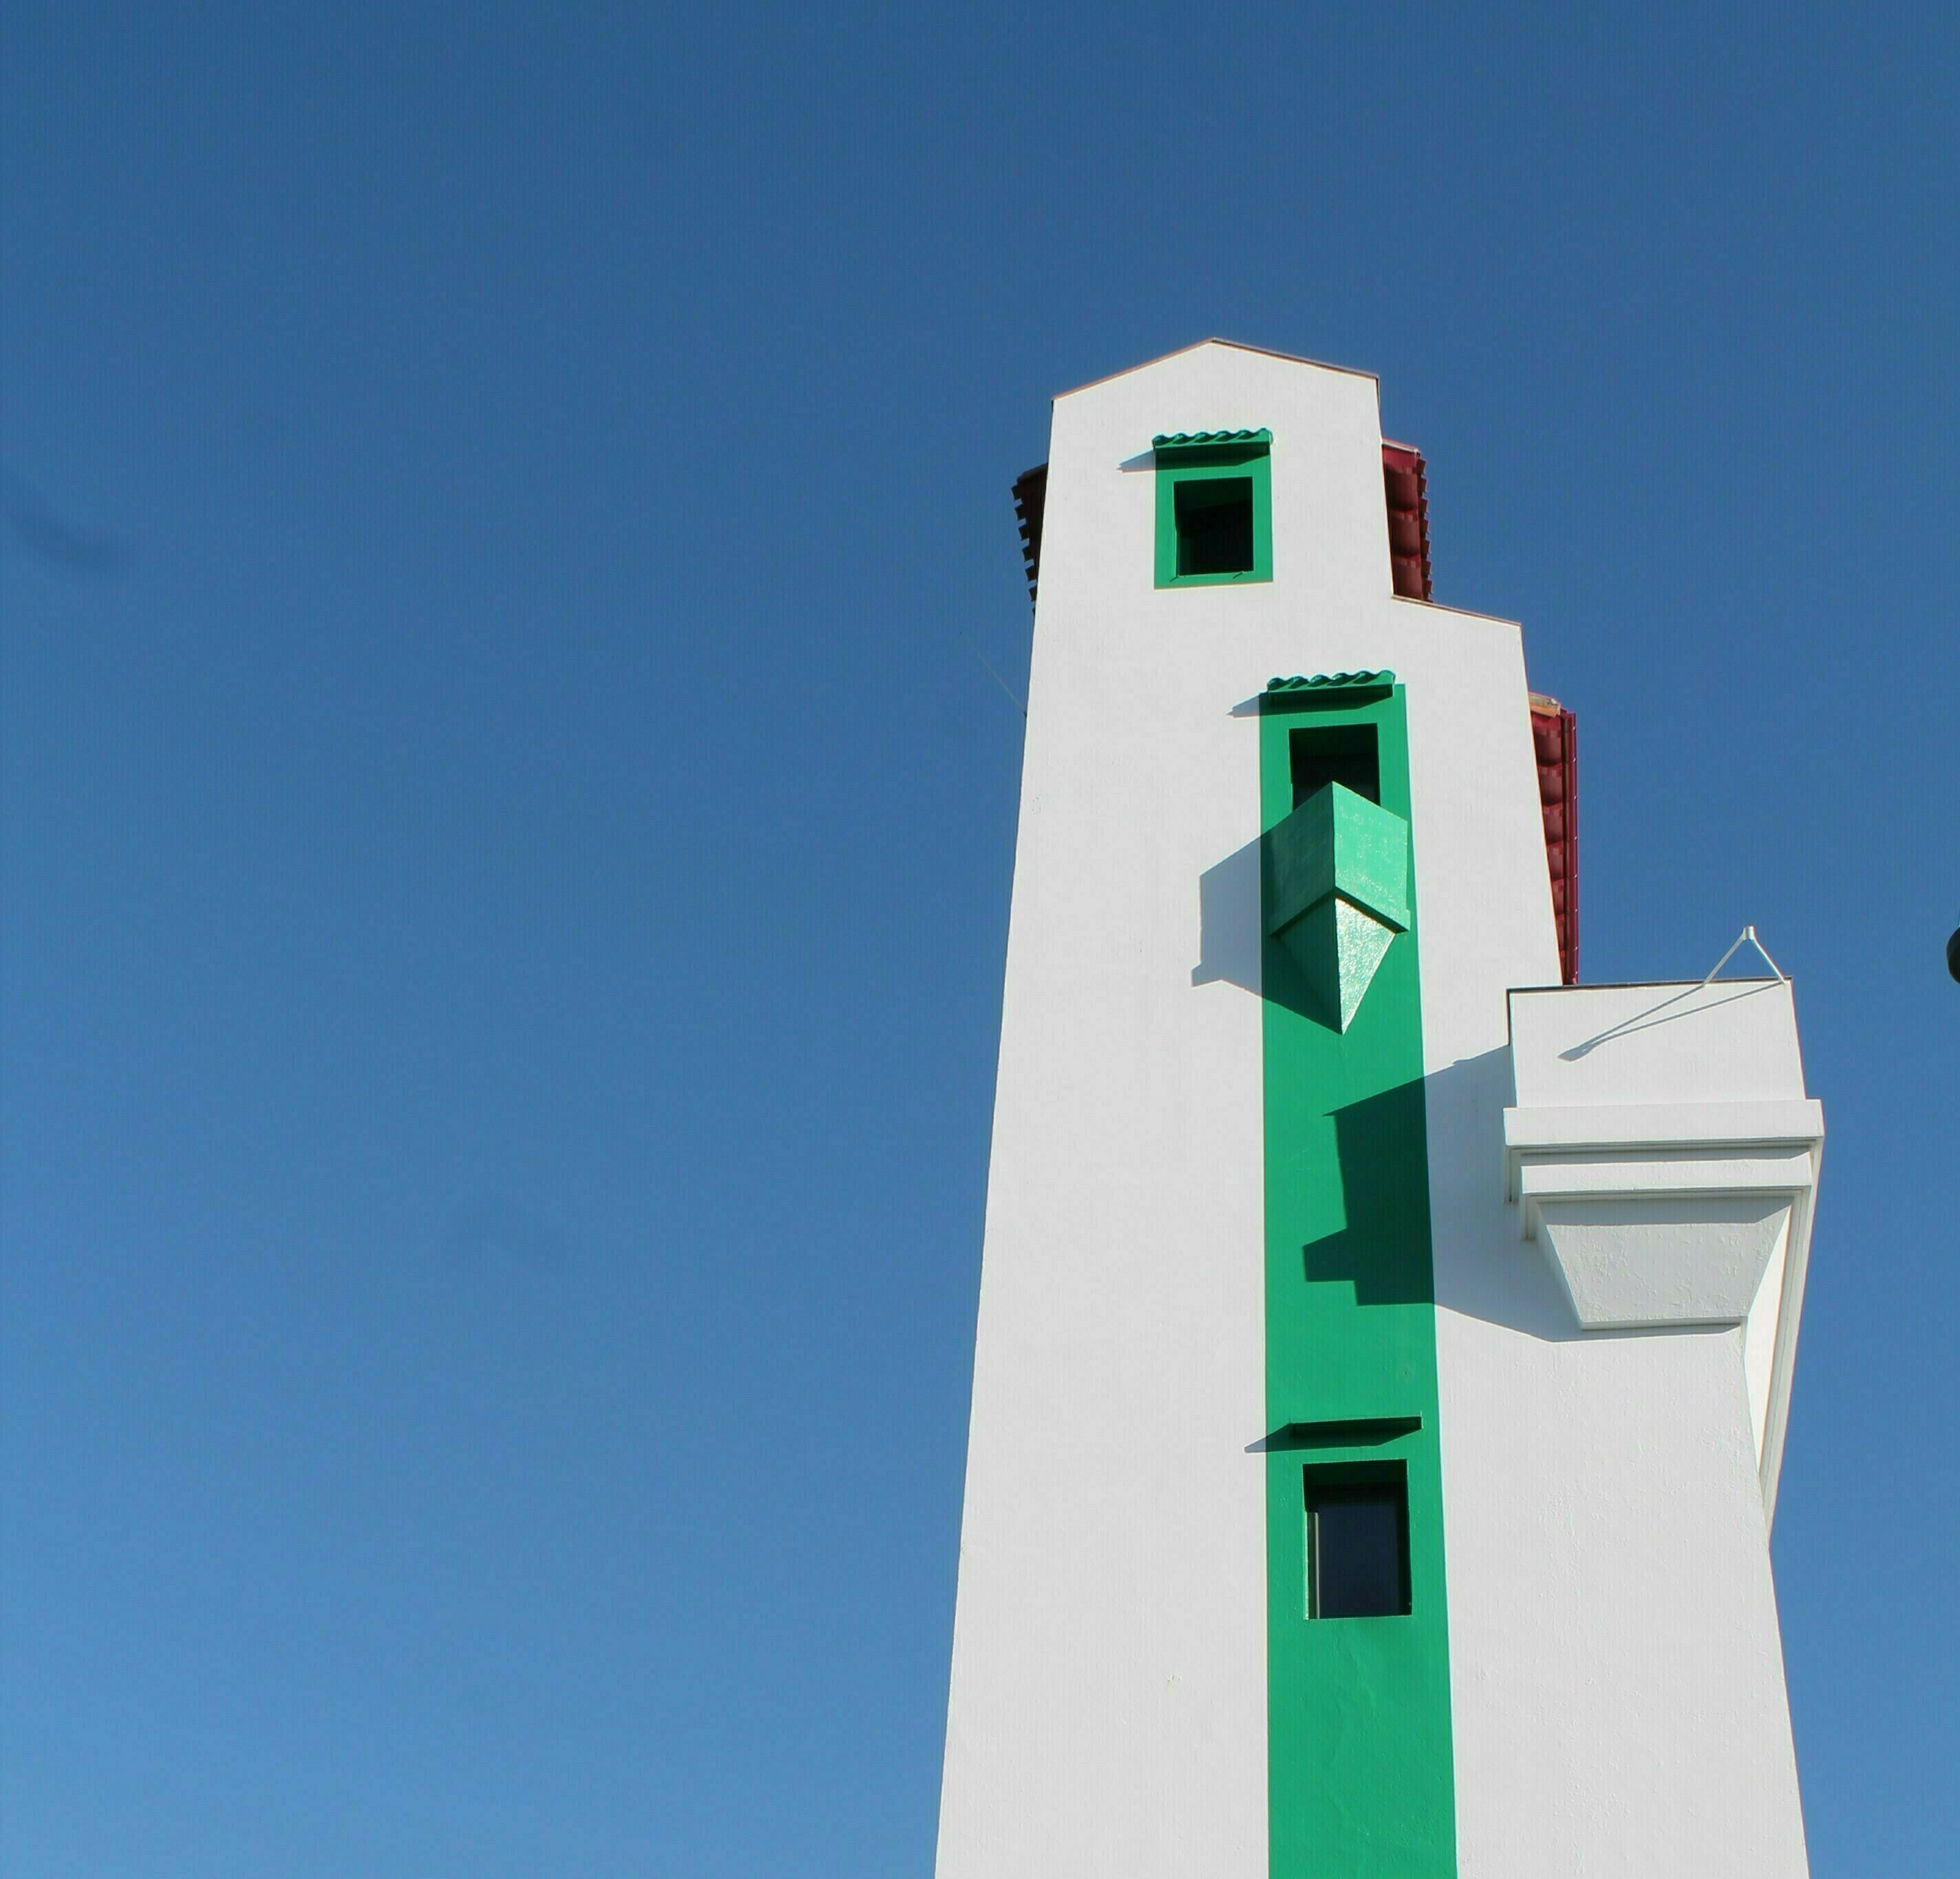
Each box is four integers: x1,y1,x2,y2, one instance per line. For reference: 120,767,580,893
3,4,1954,1873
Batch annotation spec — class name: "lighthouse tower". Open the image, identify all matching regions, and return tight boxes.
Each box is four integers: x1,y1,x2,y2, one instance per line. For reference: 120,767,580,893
936,341,1820,1877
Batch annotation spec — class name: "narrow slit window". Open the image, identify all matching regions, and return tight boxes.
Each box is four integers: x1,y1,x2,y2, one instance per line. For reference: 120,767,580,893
1291,723,1381,807
1306,1467,1410,1618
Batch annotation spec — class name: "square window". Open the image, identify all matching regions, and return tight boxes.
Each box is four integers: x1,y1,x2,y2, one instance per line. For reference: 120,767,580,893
1175,476,1255,576
1290,723,1381,808
1153,429,1272,588
1306,1467,1410,1618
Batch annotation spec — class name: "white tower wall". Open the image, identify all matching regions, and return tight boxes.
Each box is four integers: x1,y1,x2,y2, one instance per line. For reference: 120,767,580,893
935,341,1812,1877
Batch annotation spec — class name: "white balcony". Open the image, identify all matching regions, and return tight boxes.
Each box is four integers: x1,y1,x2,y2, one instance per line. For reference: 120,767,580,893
1504,975,1824,1520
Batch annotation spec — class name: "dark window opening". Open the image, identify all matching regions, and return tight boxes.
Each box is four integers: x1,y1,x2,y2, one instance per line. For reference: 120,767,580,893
1306,1467,1410,1618
1291,723,1381,808
1174,476,1255,577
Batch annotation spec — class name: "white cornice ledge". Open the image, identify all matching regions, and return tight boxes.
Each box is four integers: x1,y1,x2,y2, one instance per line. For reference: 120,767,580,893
1504,1103,1822,1331
1504,1099,1825,1210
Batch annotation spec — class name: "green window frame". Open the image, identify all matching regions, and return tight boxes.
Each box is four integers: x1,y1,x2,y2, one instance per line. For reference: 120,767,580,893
1153,428,1272,588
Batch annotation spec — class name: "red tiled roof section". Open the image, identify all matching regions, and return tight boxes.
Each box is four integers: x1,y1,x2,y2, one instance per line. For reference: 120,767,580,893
1012,463,1047,605
1530,695,1580,984
1382,442,1431,601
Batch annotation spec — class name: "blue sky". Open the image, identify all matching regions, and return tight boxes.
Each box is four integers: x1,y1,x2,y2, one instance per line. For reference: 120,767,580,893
3,3,1954,1872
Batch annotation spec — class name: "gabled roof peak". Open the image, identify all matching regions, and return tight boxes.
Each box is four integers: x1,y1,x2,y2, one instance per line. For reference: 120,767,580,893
1055,337,1378,401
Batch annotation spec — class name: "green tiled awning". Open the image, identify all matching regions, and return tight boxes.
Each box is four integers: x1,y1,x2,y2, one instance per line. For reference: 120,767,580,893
1151,427,1272,452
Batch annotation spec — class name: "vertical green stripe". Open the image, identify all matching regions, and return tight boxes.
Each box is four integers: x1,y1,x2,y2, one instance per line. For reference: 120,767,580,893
1260,686,1457,1876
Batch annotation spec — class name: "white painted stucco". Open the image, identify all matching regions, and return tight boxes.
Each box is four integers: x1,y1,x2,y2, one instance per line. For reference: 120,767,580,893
1508,977,1811,1107
936,340,1813,1877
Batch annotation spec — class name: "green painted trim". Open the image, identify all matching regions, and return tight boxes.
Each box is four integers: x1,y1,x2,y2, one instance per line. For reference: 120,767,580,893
1265,1416,1422,1449
1155,437,1273,588
1261,685,1458,1877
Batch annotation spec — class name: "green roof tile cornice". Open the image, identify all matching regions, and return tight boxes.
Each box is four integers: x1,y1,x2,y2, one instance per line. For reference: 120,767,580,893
1152,427,1272,451
1266,670,1395,693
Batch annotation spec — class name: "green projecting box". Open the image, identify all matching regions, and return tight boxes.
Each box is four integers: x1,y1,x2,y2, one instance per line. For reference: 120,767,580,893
1264,783,1412,1032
